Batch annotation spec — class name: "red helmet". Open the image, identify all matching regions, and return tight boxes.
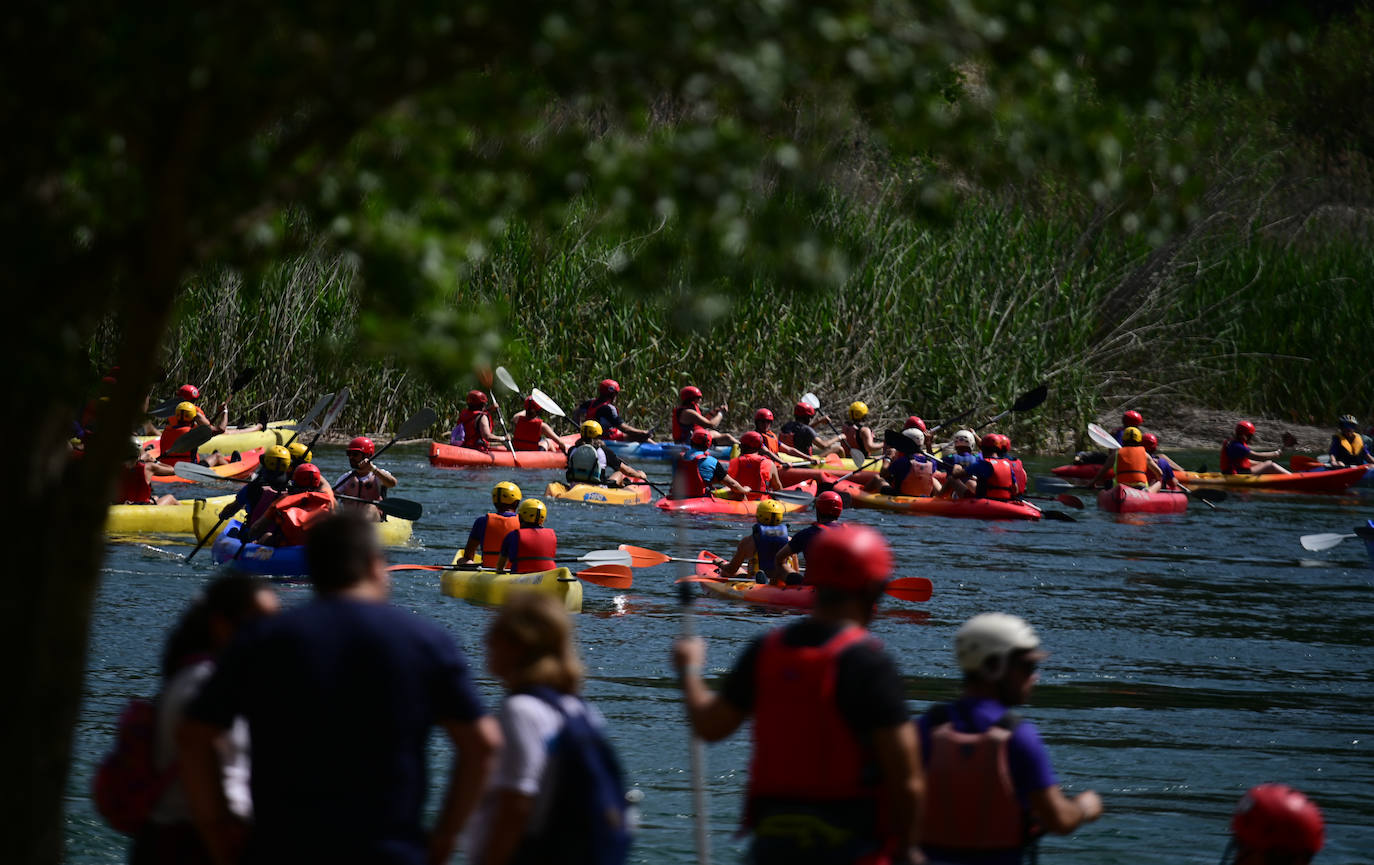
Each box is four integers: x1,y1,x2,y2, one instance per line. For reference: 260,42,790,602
292,463,323,489
346,436,375,456
599,379,620,397
979,433,1000,453
794,401,816,418
177,384,200,401
1123,409,1143,427
467,389,488,407
690,427,712,448
1142,432,1159,452
1235,420,1256,438
680,385,703,403
815,491,844,517
740,431,764,451
1232,784,1324,856
805,524,892,592
754,408,774,423
996,434,1011,451
524,396,540,413
904,416,926,432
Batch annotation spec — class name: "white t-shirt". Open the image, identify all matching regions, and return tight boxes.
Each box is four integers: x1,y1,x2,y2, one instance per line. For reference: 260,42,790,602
461,691,602,865
149,659,253,824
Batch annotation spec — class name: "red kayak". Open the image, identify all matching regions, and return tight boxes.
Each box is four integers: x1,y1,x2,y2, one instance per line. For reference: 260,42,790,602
777,466,881,486
1096,484,1188,514
151,447,263,483
428,436,576,469
655,481,818,517
1175,465,1367,493
832,480,1041,521
1052,464,1110,482
691,550,817,609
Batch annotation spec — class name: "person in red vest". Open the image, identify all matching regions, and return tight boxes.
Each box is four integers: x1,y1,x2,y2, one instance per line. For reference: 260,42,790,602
450,390,506,452
1221,421,1290,475
114,443,178,506
726,432,783,496
495,499,557,575
1090,426,1162,490
509,398,569,453
673,524,923,865
1223,784,1324,865
158,402,232,467
670,385,738,447
456,482,522,568
575,379,654,442
751,408,814,463
241,463,336,547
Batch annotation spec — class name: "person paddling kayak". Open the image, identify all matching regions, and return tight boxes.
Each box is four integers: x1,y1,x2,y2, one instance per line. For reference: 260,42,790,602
565,420,647,488
1222,421,1290,475
779,401,843,458
115,442,178,506
670,385,737,447
671,428,749,499
1328,414,1373,468
727,432,783,495
509,398,570,453
775,490,845,582
720,499,793,584
1090,426,1162,490
495,499,557,575
240,463,337,547
841,401,881,458
869,428,943,496
573,379,654,443
1142,433,1183,492
158,402,233,467
221,444,293,524
751,408,813,462
456,481,523,568
451,390,506,452
333,437,398,522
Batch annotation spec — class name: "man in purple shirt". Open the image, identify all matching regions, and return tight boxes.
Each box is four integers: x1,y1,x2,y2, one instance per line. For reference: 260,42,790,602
917,613,1103,864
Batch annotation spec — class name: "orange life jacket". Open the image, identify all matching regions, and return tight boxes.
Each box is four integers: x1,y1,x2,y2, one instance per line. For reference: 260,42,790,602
760,430,780,454
158,419,198,463
268,491,336,546
1113,446,1150,488
480,512,521,564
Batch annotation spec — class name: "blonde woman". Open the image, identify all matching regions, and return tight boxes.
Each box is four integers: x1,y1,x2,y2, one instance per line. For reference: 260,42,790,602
464,594,631,865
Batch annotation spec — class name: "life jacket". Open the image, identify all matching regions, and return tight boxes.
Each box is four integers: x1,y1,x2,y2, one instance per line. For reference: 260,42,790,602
511,414,546,451
587,397,618,431
673,452,713,498
246,483,285,526
670,406,695,444
157,419,198,463
843,422,871,456
509,527,557,573
1113,446,1150,488
566,442,607,484
1219,438,1250,474
891,455,934,497
335,470,382,502
760,429,780,454
453,409,491,451
919,703,1029,852
1009,458,1028,496
481,512,521,564
1334,433,1367,461
750,523,791,574
747,626,880,818
729,453,771,492
268,490,335,546
115,464,153,505
780,420,816,454
978,458,1015,501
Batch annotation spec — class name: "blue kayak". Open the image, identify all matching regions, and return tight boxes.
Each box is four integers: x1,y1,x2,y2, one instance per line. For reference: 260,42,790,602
602,440,733,463
210,519,308,577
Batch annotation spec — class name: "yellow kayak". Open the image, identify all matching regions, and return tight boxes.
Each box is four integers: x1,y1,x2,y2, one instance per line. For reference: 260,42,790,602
136,420,298,456
439,566,582,612
544,482,653,506
375,517,414,546
105,494,242,537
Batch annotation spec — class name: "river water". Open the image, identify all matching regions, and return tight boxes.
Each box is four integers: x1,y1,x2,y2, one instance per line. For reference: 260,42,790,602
69,445,1374,864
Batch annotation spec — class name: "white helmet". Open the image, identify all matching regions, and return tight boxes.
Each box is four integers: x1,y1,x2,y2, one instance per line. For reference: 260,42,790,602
953,429,976,446
955,613,1041,676
902,427,926,447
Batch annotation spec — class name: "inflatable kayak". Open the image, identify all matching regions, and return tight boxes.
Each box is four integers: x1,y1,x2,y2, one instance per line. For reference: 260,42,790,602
778,453,872,472
440,566,582,612
832,480,1041,521
105,494,242,537
152,448,263,483
136,421,297,456
1175,465,1367,492
1096,485,1188,514
654,481,818,517
601,440,733,463
428,436,577,469
1052,464,1109,482
777,465,882,486
210,520,308,577
692,551,816,609
544,481,653,506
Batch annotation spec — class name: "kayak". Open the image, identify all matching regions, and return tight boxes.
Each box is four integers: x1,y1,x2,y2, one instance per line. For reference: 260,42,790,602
777,466,882,486
778,453,873,472
1052,464,1110,482
601,440,733,463
832,480,1041,521
544,481,654,506
136,421,297,456
1096,485,1188,514
152,448,263,483
211,520,308,577
654,481,818,517
439,566,582,612
428,436,577,469
105,494,242,537
1175,465,1367,493
692,550,816,609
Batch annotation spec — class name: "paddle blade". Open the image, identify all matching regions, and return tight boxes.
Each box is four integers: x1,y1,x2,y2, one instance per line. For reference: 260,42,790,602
1040,510,1077,522
494,366,519,392
768,489,815,505
883,429,919,455
299,392,335,428
229,366,258,393
1087,423,1120,451
801,392,820,410
1299,533,1354,552
884,577,932,602
1055,494,1085,509
530,388,565,417
173,461,239,485
577,549,633,567
1012,383,1048,413
376,497,423,521
163,424,217,457
1188,487,1227,503
148,396,179,418
618,544,672,567
476,367,494,388
397,407,439,440
576,565,633,589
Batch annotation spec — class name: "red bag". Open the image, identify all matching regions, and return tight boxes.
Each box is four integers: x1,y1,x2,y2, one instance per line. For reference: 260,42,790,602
92,697,177,835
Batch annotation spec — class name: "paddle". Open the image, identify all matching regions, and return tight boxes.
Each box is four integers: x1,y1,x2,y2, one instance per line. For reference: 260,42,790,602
530,388,566,417
301,388,351,455
281,392,335,448
389,560,633,588
676,580,712,865
478,368,520,462
680,571,935,603
974,383,1048,431
332,407,437,491
1300,526,1374,551
1290,454,1329,471
1087,422,1223,509
618,545,717,567
389,549,633,571
159,424,217,461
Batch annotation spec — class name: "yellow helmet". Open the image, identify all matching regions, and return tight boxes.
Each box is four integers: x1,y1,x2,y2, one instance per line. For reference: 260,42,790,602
262,445,291,473
581,419,603,438
848,401,868,421
175,401,198,421
1122,426,1143,445
756,499,787,526
287,442,312,463
517,498,548,527
492,481,523,508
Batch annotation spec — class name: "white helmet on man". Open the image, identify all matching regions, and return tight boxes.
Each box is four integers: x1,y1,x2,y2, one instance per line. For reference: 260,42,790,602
953,429,976,447
955,613,1041,676
902,427,926,448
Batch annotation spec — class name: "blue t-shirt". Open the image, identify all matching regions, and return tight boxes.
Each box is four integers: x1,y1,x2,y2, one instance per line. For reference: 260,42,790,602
187,596,486,864
467,510,518,549
964,456,993,487
943,451,981,471
1224,439,1253,472
593,402,622,430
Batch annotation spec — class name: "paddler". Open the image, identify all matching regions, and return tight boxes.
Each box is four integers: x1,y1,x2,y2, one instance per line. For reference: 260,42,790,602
575,379,654,442
114,442,179,506
941,429,981,472
671,428,749,499
565,420,648,488
775,490,844,582
509,397,570,453
1328,414,1373,467
450,390,506,452
995,434,1029,498
1113,409,1144,443
1142,433,1183,492
495,499,557,575
1222,421,1290,475
456,481,522,567
333,436,398,522
175,383,264,432
841,401,881,457
751,408,814,463
670,385,737,447
726,432,783,495
240,463,336,547
952,434,1018,500
1090,426,1162,490
158,402,232,467
220,444,292,523
868,427,942,496
1223,784,1324,865
720,499,792,584
286,441,313,469
779,401,843,458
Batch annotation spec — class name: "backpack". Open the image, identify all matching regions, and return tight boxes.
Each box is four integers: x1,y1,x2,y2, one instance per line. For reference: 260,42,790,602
92,696,177,835
511,687,632,865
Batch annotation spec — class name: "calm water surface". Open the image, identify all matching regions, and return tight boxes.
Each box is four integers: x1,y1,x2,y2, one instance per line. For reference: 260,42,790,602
69,445,1374,863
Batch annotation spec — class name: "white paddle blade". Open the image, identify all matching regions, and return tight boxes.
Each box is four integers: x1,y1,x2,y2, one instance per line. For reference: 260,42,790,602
1087,423,1121,450
801,392,821,410
1299,533,1354,552
531,388,566,417
494,366,519,392
580,549,633,567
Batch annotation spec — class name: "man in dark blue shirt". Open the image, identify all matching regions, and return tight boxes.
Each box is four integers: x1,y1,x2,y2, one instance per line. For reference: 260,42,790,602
180,513,498,865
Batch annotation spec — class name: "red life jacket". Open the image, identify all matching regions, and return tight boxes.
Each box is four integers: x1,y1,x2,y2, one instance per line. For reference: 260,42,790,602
1219,438,1250,474
586,397,625,440
671,405,693,444
456,409,491,451
673,452,712,498
115,464,153,505
1009,458,1028,496
269,491,335,546
729,453,771,492
760,430,780,454
919,704,1028,851
158,420,198,464
510,527,557,573
511,414,546,451
979,458,1015,501
747,626,880,818
481,512,520,564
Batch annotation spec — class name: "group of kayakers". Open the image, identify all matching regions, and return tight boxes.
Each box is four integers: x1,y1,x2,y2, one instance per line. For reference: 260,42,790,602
455,482,561,575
